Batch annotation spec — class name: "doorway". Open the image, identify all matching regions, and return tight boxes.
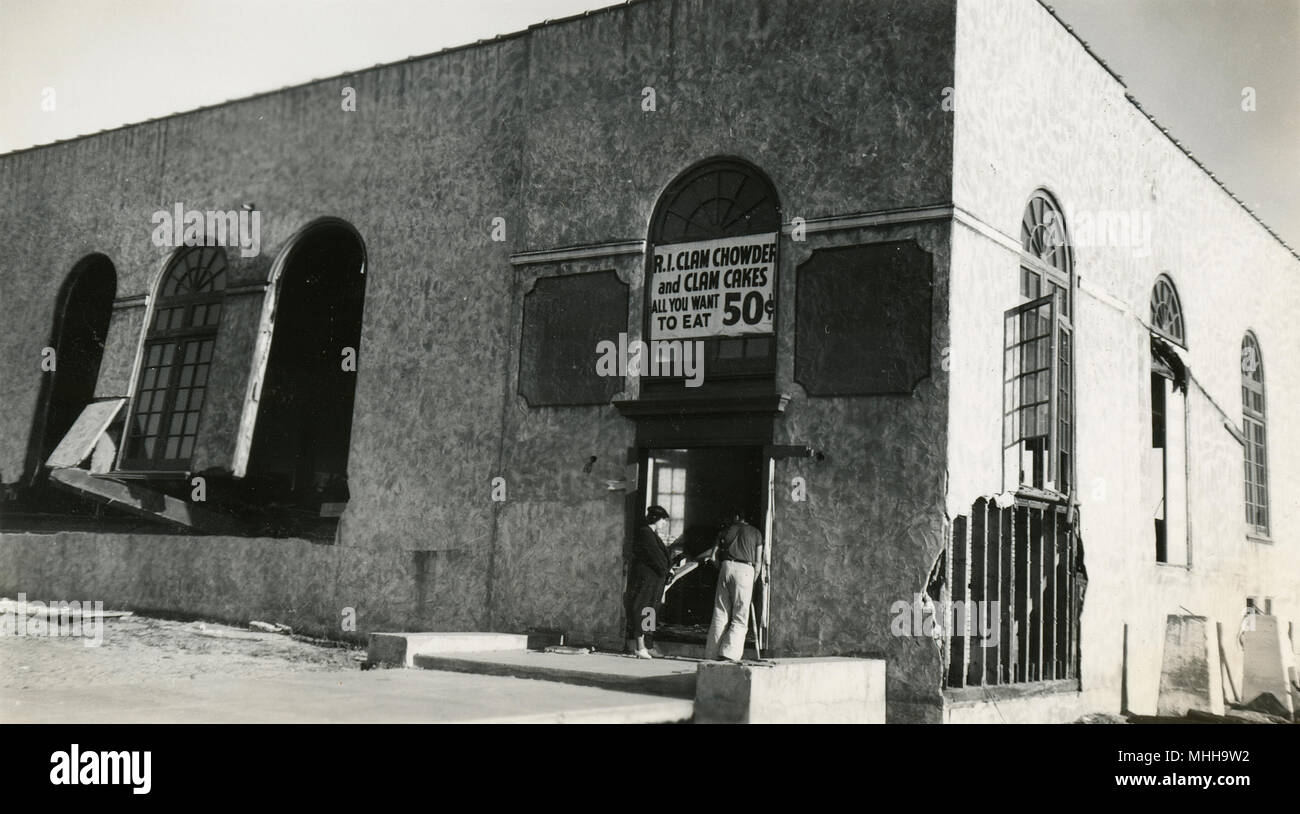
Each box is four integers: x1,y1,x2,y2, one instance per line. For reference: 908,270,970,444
640,446,768,645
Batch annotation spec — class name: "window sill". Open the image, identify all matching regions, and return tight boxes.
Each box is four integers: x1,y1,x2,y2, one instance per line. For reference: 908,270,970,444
1154,560,1191,570
105,470,192,481
944,678,1080,706
1246,532,1273,545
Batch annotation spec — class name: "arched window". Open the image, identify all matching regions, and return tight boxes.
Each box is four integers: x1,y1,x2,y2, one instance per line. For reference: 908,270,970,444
32,255,116,484
646,158,781,387
1150,274,1185,346
245,221,366,517
1020,191,1073,312
1004,191,1073,493
1149,274,1188,564
122,247,227,470
1241,332,1268,534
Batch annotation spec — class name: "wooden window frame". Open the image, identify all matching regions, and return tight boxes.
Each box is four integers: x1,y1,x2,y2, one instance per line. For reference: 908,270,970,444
1241,332,1269,536
121,247,227,472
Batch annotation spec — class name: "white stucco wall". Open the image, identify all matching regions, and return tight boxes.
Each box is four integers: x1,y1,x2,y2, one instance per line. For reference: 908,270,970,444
947,0,1299,719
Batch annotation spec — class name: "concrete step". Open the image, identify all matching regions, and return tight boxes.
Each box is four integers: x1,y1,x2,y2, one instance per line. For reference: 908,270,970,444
412,649,699,699
367,632,529,667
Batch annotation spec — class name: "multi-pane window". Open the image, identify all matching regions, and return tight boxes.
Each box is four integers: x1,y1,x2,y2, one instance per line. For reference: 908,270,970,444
647,452,688,543
1005,192,1073,494
122,247,227,470
1241,332,1268,534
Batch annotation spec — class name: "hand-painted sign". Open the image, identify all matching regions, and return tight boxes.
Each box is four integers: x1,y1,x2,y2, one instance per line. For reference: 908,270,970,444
650,232,777,340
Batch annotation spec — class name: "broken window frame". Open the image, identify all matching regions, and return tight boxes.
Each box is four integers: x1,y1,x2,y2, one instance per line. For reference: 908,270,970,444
120,247,227,472
1241,332,1269,536
1003,292,1072,496
1150,326,1190,566
1009,191,1074,498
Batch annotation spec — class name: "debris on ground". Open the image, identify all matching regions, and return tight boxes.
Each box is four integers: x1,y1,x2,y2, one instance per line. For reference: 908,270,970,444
249,621,293,635
1074,712,1129,724
189,622,268,641
544,645,594,655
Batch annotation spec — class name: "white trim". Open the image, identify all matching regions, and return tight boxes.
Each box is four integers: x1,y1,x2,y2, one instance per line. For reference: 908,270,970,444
509,205,963,267
510,240,646,266
224,282,270,296
952,205,1062,279
782,204,953,236
112,294,149,310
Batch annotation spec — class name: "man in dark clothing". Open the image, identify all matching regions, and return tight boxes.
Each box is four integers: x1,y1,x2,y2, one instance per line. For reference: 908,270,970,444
625,504,672,659
704,509,764,661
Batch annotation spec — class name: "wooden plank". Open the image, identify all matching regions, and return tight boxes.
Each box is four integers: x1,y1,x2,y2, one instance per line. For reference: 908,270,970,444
985,500,1001,685
968,499,987,686
1044,507,1058,679
948,514,968,688
1029,508,1043,681
45,399,125,469
999,505,1015,684
1016,506,1030,682
1065,528,1076,679
47,467,249,535
1054,511,1070,679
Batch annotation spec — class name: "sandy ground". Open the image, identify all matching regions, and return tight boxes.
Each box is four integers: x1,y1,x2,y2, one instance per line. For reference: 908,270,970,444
0,610,692,723
0,611,360,688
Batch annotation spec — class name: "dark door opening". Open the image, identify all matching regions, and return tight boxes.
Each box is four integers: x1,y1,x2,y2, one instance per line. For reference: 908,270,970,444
640,446,767,644
244,222,366,536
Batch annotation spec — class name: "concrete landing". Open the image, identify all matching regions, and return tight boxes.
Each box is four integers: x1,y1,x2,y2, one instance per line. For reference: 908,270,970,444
368,632,529,667
413,649,700,699
695,657,887,723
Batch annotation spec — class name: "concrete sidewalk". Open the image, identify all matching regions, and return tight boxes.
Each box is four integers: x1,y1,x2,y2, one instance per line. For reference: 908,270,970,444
2,665,694,723
0,615,693,723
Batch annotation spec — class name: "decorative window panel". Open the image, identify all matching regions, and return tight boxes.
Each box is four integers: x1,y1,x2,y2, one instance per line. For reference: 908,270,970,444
794,241,933,396
519,270,628,407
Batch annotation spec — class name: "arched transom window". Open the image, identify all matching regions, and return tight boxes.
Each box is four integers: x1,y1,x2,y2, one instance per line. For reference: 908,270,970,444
651,159,780,245
1150,274,1185,346
646,158,781,383
123,247,227,470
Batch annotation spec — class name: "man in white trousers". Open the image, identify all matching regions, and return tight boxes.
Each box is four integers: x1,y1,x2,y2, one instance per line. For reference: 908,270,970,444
703,509,763,662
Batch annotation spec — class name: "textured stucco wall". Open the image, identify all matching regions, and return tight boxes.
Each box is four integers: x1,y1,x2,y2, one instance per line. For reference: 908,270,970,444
0,0,959,720
950,0,1300,720
773,220,951,722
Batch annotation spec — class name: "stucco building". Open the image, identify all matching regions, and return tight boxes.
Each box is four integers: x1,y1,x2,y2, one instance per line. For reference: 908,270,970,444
1,0,1295,722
